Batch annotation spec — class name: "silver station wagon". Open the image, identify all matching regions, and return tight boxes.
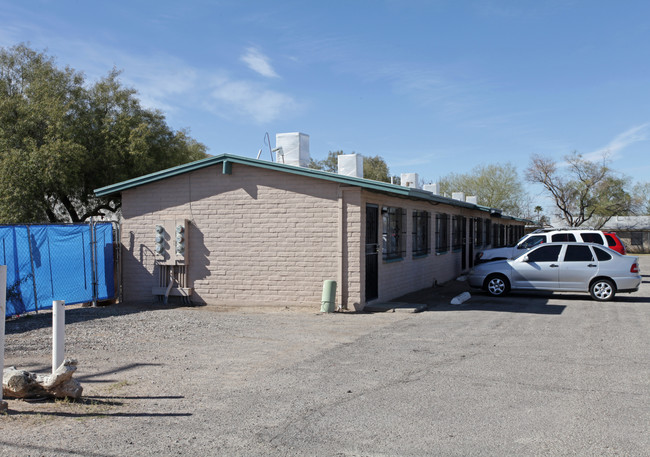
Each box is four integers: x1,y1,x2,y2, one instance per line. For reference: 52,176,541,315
468,242,641,301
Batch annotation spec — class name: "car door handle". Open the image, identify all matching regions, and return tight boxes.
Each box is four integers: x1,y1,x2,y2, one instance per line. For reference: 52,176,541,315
588,264,597,268
549,264,559,268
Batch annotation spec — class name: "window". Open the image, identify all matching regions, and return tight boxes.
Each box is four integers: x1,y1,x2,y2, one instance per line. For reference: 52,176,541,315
594,247,612,261
527,245,562,262
564,245,594,262
518,235,545,249
580,233,604,244
382,207,404,260
452,215,463,251
412,210,430,257
552,233,576,242
631,232,643,246
475,218,483,246
435,213,449,254
484,219,491,246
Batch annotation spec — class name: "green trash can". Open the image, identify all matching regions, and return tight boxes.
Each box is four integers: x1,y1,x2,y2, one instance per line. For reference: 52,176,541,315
320,280,337,313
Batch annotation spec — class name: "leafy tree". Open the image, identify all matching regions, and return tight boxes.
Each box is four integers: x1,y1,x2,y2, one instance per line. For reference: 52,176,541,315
0,44,207,223
436,163,527,217
526,152,631,228
309,150,390,182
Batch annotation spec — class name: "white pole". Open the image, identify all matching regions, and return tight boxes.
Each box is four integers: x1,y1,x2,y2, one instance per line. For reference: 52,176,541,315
52,300,65,374
0,265,7,411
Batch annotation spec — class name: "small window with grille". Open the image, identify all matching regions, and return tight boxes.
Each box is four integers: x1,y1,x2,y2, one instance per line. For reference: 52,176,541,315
382,206,405,261
412,210,430,257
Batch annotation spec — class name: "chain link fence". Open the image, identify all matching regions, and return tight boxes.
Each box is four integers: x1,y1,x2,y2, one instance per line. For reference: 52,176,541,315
2,222,117,317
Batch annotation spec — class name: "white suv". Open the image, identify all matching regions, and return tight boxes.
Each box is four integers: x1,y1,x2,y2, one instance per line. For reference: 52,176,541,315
476,229,610,263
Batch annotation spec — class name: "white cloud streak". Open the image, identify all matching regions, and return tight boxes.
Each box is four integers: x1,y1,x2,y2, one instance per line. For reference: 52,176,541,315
209,77,298,123
584,122,650,161
240,47,279,78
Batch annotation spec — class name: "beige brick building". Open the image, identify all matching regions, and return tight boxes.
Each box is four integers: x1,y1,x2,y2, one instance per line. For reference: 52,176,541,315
95,154,527,310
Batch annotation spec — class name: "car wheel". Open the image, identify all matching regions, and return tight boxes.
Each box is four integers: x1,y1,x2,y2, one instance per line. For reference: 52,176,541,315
485,274,510,297
590,279,615,301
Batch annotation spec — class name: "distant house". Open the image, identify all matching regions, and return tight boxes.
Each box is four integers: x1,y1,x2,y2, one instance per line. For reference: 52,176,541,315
602,216,650,254
95,148,527,310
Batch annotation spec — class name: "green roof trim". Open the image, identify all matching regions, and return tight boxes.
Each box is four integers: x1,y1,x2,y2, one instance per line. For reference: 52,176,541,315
93,153,531,223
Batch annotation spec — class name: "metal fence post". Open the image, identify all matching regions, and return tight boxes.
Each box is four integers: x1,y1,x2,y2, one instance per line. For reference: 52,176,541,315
26,226,39,313
90,218,98,307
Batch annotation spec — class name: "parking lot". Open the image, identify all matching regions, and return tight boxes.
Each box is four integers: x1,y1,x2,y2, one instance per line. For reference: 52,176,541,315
2,257,649,456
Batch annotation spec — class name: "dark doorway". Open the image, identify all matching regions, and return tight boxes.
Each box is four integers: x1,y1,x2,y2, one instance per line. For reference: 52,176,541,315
468,218,474,269
365,205,379,301
461,216,467,270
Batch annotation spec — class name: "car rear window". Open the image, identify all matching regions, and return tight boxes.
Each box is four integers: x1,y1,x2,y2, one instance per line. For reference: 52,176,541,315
552,233,576,242
580,233,604,244
527,245,562,262
594,247,612,261
605,234,617,247
564,245,594,262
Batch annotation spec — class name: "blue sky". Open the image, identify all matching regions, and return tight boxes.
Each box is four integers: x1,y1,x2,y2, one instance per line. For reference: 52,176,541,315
1,0,649,209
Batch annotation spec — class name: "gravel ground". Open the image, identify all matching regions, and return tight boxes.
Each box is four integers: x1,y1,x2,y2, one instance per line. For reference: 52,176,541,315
1,258,649,456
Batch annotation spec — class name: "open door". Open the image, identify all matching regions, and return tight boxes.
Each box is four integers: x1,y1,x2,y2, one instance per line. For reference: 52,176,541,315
365,205,379,301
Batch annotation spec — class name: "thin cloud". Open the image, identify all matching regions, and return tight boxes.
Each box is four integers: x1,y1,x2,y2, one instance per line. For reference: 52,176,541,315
210,77,298,123
240,47,279,78
584,123,650,161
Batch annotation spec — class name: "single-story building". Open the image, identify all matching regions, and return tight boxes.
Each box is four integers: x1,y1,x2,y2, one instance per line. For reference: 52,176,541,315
95,150,527,310
602,216,650,254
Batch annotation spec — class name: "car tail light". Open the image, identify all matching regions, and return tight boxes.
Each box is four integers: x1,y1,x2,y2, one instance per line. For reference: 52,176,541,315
631,263,639,273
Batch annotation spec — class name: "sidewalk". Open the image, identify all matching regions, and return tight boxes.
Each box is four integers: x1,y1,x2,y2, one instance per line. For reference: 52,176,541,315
363,277,472,313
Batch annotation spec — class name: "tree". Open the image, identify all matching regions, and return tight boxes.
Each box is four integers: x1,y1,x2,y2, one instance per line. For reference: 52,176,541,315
631,182,650,215
436,163,527,217
0,44,208,223
526,152,632,228
309,150,391,182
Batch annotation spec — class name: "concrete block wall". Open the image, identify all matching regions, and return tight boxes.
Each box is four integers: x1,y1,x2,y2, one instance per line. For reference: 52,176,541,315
361,191,522,304
121,163,358,309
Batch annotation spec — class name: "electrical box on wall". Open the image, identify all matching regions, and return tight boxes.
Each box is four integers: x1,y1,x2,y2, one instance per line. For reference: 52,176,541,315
154,219,189,265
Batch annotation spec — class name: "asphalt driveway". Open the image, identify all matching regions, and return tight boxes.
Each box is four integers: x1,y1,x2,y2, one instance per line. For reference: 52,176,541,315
2,257,649,456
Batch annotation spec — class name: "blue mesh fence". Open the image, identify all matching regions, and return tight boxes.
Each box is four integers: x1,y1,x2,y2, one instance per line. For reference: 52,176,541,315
2,223,116,317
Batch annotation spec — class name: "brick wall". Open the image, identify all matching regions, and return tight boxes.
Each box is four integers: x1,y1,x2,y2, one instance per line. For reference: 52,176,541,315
360,191,523,303
121,163,360,309
119,161,525,309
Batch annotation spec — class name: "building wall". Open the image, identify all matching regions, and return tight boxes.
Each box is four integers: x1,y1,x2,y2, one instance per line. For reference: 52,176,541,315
360,191,524,304
613,230,650,254
119,162,526,309
121,163,361,309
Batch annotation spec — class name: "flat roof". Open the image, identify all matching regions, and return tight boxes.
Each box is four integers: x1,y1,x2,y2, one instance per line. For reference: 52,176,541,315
94,153,530,223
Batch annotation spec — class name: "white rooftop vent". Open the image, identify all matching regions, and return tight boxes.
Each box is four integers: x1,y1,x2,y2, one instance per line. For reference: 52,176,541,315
275,132,310,167
466,195,478,205
337,154,363,178
452,192,465,201
401,173,419,189
423,183,439,194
